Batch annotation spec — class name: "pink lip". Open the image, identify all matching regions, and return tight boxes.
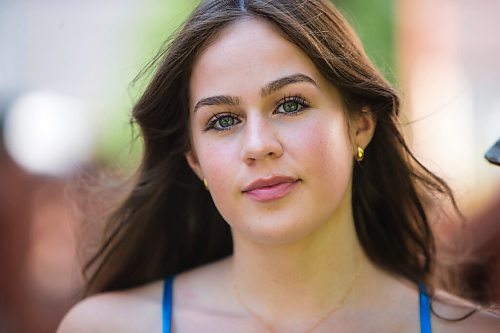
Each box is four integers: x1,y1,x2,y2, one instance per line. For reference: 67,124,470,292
242,176,300,202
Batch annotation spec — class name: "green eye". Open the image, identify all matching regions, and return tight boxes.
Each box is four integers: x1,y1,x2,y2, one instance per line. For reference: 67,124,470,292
205,113,241,131
218,116,235,128
283,101,299,113
276,96,309,115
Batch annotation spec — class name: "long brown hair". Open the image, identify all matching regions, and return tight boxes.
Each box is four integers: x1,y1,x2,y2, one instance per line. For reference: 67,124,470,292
83,0,457,296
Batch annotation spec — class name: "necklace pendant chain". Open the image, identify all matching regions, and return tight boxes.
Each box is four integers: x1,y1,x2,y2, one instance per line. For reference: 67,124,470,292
232,262,365,333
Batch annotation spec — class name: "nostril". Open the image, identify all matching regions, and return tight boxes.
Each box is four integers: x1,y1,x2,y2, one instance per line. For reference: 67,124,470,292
267,151,276,157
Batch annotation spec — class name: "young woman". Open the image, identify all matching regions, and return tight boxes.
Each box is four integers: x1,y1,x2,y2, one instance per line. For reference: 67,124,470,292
58,0,499,332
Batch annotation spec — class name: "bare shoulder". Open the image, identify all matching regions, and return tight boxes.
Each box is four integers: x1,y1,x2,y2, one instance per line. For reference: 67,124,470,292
173,257,234,312
57,280,164,333
431,289,500,333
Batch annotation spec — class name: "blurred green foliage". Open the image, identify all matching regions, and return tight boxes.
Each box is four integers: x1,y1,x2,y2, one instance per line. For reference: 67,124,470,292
333,0,396,83
96,0,198,168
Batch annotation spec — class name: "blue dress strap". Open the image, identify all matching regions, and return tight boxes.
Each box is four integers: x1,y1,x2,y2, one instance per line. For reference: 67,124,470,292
162,277,432,332
419,283,432,333
162,276,174,333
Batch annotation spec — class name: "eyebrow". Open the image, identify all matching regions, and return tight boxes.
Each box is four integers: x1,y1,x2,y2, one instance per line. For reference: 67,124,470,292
193,73,317,112
193,95,240,113
261,73,317,97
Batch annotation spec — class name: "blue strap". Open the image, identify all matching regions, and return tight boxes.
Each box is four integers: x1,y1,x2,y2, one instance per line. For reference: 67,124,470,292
162,276,174,333
419,283,432,333
163,277,431,332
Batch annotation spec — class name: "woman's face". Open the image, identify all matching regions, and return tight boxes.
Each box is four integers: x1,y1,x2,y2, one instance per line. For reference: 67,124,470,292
187,18,371,245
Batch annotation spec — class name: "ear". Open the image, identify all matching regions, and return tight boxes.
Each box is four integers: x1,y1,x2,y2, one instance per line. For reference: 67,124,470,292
350,106,376,151
185,150,204,180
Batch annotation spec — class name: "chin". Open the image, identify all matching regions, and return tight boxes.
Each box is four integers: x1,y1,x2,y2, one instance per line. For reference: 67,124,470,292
232,216,325,246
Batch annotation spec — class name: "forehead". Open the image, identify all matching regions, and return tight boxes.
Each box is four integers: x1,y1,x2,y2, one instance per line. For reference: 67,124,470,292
189,18,329,102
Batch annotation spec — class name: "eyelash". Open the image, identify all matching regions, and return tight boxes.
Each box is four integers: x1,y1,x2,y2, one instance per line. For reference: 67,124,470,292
204,94,311,132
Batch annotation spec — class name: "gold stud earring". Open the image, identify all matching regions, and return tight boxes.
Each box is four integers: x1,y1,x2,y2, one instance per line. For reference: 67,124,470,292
356,146,364,162
203,178,209,190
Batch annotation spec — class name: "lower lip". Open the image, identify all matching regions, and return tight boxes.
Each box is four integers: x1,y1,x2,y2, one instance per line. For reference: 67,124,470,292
243,181,299,202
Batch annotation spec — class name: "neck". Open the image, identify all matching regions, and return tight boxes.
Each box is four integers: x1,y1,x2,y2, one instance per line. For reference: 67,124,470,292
229,191,368,329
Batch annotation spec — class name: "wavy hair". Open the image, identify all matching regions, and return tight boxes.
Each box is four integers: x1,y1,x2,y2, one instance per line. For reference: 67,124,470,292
83,0,457,295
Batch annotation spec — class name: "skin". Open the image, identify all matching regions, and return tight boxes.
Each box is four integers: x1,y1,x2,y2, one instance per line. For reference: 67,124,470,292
57,18,499,333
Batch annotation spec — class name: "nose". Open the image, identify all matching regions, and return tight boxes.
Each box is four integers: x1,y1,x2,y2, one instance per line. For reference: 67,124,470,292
240,115,283,164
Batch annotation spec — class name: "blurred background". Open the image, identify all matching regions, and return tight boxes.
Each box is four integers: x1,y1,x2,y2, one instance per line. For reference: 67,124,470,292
0,0,498,332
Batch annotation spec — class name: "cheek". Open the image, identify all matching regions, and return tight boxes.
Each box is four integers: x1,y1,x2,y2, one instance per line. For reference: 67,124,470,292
195,139,238,200
198,141,230,178
296,117,351,164
294,118,353,188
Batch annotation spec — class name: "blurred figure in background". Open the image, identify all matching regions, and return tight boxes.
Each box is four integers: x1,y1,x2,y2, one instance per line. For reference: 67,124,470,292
0,97,33,333
459,187,500,305
0,94,84,333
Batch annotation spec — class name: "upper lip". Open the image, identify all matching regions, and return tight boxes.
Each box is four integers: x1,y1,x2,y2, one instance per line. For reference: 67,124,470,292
242,176,299,192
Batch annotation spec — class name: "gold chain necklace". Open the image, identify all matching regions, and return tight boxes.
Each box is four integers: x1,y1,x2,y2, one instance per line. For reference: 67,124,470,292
232,262,364,333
